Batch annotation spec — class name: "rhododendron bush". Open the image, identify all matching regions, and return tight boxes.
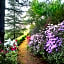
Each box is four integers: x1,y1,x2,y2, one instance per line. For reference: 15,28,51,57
28,21,64,64
0,39,18,64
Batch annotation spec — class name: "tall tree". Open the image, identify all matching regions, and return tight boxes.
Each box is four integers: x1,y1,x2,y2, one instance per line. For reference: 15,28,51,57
0,0,5,43
5,0,28,39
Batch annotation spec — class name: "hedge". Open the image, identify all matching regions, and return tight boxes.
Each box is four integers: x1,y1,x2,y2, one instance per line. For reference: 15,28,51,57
16,30,29,45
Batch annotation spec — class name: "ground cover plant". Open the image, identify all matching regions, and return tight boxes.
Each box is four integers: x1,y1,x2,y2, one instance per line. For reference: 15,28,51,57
28,21,64,64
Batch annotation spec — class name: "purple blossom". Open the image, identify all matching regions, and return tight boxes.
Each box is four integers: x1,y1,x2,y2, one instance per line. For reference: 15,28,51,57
51,44,57,49
28,41,33,46
28,33,44,53
48,50,52,53
28,21,64,54
58,28,64,31
44,22,64,53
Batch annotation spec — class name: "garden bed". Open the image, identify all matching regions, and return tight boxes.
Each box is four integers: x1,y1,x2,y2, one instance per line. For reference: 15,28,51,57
28,21,64,64
0,39,18,64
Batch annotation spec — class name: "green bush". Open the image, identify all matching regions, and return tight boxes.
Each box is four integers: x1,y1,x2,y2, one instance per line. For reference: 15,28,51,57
17,35,26,45
16,30,29,45
5,51,17,64
0,51,17,64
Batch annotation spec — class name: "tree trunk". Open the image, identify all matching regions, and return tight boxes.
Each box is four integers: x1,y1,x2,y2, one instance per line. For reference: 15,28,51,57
0,0,5,44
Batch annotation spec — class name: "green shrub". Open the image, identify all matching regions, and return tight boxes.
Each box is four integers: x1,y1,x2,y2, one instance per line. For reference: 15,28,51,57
17,35,26,45
5,51,18,64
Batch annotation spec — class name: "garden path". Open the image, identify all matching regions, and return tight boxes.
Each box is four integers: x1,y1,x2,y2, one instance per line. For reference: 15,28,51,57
18,38,47,64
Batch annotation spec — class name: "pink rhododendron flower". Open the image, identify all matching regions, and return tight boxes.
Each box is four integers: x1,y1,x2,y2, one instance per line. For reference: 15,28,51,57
0,41,2,44
0,50,4,53
10,47,15,51
15,40,17,42
13,43,16,46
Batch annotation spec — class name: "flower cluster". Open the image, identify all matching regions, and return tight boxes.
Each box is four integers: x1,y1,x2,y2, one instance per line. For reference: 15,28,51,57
58,21,64,31
28,33,44,53
0,39,18,64
44,21,64,53
28,21,64,54
0,39,17,54
4,38,17,52
44,25,62,53
28,21,64,64
26,36,31,43
0,41,4,53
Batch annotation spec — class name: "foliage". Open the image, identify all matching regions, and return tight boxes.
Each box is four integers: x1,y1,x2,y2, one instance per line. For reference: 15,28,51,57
0,51,17,64
5,30,24,40
16,30,29,45
0,39,18,64
5,51,17,64
26,0,64,34
5,0,27,39
30,0,47,16
28,21,64,64
48,0,64,24
17,35,26,45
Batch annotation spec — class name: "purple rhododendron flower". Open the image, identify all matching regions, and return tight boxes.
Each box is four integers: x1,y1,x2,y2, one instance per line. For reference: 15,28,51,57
30,35,34,40
44,22,64,53
28,21,64,54
51,44,57,50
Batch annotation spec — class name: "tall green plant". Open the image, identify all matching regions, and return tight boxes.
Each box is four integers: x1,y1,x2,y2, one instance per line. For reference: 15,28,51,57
26,0,64,34
27,0,47,32
47,0,64,24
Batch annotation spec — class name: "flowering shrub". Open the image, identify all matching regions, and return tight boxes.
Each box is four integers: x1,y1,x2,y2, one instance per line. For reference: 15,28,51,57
44,24,62,53
28,21,64,64
28,33,45,55
0,39,18,64
4,38,17,52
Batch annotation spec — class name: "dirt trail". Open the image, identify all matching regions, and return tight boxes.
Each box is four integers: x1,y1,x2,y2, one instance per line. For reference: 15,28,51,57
18,39,47,64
